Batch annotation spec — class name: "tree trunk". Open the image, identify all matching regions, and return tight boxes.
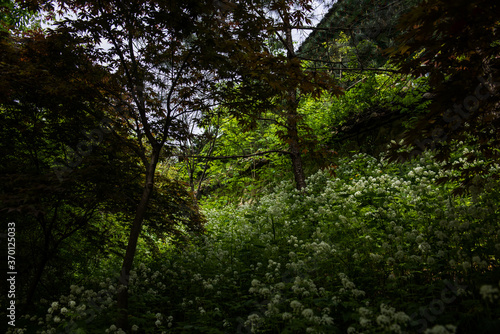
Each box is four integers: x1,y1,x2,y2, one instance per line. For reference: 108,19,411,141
288,130,307,190
286,98,307,190
25,250,49,308
283,11,307,191
116,154,159,329
25,216,53,309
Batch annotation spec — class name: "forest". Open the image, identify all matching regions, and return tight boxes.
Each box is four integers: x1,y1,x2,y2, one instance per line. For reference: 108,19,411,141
0,0,499,333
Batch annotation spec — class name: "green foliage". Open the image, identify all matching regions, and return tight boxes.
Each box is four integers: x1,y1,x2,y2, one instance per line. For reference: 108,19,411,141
3,2,500,334
13,151,500,333
0,0,40,31
386,0,500,189
299,0,423,71
297,71,429,159
0,18,205,313
196,116,290,203
0,26,138,306
181,66,431,204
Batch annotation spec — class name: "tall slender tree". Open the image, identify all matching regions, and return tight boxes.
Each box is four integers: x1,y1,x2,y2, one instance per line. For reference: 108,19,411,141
217,0,341,190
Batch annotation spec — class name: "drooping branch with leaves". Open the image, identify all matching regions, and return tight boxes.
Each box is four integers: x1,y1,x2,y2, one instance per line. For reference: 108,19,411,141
386,0,500,192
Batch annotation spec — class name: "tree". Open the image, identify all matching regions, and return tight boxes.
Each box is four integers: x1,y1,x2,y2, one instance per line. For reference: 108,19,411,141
212,0,342,191
22,0,280,328
1,6,204,326
156,1,416,195
211,0,423,191
386,0,500,191
298,0,422,72
175,117,221,202
0,27,143,307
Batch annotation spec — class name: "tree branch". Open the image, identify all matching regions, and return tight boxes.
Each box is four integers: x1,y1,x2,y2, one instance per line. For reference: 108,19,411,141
177,150,291,160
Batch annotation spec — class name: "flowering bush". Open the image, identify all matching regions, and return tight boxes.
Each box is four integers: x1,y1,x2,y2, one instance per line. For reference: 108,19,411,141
10,152,500,333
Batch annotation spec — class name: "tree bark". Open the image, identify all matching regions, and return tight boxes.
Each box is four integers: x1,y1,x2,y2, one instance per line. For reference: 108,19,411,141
25,250,49,308
116,154,159,329
283,9,307,191
288,120,307,190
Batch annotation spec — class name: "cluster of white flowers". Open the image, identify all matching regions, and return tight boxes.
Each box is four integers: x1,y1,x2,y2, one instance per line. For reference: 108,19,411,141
337,273,365,298
352,303,410,333
424,324,457,334
14,149,500,333
479,283,500,303
244,313,262,333
105,325,126,333
9,279,123,334
290,300,303,312
132,152,499,332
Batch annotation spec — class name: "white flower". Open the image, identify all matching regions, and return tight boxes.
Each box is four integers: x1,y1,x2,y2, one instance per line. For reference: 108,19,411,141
424,324,457,334
390,324,402,333
394,311,410,323
321,314,334,325
418,242,431,253
275,282,285,290
131,325,139,331
109,325,117,331
480,285,499,303
358,307,371,317
395,250,405,259
53,316,61,323
290,300,302,311
282,312,293,320
248,313,260,322
352,289,366,297
376,314,390,326
155,320,162,327
302,308,314,319
359,317,371,327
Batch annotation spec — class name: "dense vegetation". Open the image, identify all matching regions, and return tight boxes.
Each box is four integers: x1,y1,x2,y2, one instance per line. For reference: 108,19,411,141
1,0,499,333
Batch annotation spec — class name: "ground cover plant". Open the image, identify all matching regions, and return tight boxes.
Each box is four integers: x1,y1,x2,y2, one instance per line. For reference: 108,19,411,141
9,150,500,334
